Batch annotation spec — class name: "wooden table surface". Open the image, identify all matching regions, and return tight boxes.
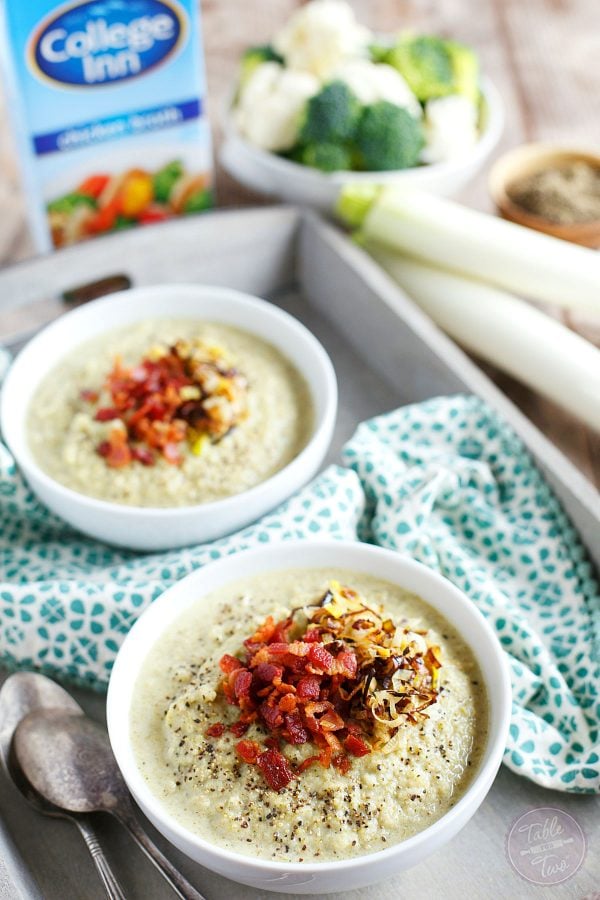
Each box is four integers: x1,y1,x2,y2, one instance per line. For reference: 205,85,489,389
0,0,598,484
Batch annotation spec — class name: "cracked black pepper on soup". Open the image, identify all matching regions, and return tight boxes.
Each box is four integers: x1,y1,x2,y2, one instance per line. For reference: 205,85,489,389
130,568,488,862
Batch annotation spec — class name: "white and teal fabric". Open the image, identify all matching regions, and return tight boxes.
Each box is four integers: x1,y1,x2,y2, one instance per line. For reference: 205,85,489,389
1,388,598,794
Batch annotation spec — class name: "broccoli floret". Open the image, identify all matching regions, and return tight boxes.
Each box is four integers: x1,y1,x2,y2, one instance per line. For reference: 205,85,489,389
446,40,480,104
387,35,454,102
369,42,391,64
281,144,306,164
299,81,362,145
301,143,352,172
355,101,424,171
239,45,283,87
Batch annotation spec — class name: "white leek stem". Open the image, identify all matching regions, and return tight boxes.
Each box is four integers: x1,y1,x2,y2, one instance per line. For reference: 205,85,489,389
368,242,600,432
359,186,600,317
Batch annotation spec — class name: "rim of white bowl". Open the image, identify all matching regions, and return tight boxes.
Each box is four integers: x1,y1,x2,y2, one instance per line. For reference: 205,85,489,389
0,284,337,517
223,77,504,187
107,540,512,876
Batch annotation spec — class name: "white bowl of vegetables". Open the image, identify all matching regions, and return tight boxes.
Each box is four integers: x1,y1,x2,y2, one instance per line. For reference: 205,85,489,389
221,0,504,210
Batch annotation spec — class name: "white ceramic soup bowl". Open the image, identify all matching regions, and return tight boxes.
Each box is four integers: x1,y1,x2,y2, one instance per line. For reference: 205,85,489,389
107,540,511,895
221,79,504,211
0,285,337,551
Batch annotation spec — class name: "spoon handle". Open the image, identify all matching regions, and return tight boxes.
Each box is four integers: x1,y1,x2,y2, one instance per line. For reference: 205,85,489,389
119,814,206,900
75,816,127,900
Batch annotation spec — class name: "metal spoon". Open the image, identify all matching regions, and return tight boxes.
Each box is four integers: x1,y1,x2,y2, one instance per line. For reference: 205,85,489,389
0,673,125,900
0,672,82,768
13,708,206,900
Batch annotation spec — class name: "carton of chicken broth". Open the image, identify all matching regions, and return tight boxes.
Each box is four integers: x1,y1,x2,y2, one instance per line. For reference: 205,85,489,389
0,0,213,251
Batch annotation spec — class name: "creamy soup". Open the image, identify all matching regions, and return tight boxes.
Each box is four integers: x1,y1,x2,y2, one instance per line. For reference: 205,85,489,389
27,319,312,506
130,568,487,862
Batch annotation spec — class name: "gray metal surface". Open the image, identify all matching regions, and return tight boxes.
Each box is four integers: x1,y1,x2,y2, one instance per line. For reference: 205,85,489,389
299,213,600,570
0,207,598,899
0,814,42,900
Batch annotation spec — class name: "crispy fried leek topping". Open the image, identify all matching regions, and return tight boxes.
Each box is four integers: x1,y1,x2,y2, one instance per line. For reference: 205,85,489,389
314,581,442,750
207,581,442,791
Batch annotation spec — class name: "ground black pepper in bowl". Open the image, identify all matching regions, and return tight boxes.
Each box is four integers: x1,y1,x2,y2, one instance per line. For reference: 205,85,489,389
507,161,600,225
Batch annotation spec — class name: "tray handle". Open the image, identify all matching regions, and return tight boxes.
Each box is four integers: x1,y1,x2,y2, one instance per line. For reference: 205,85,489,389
62,273,132,306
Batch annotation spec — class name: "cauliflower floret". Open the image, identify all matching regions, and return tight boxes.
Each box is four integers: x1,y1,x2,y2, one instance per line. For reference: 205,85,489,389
274,0,372,81
334,60,421,118
234,62,319,152
421,94,479,163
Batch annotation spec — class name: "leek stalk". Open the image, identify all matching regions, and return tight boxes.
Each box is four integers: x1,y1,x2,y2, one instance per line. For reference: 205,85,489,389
367,242,600,432
338,185,600,317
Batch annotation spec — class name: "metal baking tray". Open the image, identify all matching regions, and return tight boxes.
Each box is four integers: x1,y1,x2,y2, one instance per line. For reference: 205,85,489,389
0,206,598,899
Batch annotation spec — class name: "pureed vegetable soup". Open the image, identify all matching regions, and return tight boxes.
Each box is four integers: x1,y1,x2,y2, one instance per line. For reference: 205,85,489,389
0,0,213,250
27,318,312,506
131,569,488,861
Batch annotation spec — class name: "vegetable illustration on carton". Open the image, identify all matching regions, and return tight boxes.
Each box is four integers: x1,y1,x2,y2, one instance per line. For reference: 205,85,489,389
1,0,213,250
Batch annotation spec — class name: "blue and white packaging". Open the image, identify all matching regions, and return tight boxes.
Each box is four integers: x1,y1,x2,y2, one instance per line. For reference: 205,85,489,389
0,0,213,251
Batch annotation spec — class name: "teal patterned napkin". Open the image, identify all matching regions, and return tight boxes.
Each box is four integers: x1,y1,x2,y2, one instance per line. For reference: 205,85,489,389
342,396,600,795
1,380,598,794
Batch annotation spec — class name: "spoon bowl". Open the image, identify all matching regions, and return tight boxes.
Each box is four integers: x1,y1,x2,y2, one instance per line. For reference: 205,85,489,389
0,672,82,772
14,710,128,815
12,706,205,900
0,674,125,899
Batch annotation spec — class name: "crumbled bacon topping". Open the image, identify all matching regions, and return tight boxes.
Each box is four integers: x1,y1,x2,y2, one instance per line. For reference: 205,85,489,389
256,747,295,791
206,581,443,791
81,338,248,467
205,722,226,738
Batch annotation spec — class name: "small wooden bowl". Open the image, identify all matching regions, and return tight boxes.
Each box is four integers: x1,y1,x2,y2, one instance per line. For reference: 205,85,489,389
489,143,600,247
